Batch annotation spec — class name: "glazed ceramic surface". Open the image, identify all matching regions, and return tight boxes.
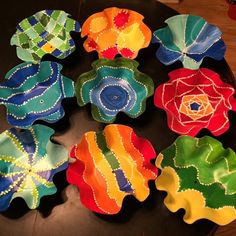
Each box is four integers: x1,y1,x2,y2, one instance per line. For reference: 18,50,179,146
75,57,154,123
152,14,226,69
0,125,68,211
81,7,151,59
156,135,236,225
67,124,157,214
154,68,236,136
11,10,81,63
0,61,74,128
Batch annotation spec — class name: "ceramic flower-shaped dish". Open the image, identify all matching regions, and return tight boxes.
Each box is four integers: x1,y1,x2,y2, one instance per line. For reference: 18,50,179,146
75,57,154,123
0,125,68,211
10,10,81,63
152,14,226,69
81,7,151,59
156,135,236,225
67,124,157,214
154,68,236,136
0,61,74,128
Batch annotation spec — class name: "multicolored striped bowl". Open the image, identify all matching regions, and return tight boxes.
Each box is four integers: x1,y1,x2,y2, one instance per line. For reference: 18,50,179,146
66,124,157,214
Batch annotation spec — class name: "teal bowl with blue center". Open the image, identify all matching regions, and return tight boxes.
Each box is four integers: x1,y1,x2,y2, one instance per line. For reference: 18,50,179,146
75,58,154,123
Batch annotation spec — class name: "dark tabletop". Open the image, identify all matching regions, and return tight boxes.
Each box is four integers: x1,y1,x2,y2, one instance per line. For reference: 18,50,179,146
0,0,235,235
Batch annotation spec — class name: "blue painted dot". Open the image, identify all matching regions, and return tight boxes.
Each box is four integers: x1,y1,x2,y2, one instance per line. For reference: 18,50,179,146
100,85,128,111
190,102,201,111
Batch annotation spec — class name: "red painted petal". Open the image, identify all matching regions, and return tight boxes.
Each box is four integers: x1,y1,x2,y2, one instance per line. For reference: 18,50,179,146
207,113,230,136
154,82,178,108
165,111,200,136
120,48,134,58
87,38,98,49
179,113,211,123
101,47,118,59
168,68,198,81
113,10,130,29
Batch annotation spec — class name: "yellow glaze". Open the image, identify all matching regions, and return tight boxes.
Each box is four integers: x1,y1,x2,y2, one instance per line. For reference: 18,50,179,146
41,42,55,53
155,154,236,225
104,125,150,201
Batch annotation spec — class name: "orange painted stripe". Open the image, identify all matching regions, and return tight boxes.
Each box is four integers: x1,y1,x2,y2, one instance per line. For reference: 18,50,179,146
77,133,120,214
85,132,126,207
139,23,151,46
104,125,150,201
116,125,156,180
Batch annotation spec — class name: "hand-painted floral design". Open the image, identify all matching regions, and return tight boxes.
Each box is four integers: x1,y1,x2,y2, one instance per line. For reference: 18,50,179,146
0,125,68,211
152,14,226,69
0,61,74,128
156,135,236,225
81,7,151,59
10,10,81,63
75,58,154,123
154,68,236,136
67,124,157,214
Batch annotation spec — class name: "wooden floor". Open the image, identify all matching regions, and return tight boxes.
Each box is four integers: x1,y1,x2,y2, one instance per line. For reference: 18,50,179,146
165,1,236,235
165,0,236,78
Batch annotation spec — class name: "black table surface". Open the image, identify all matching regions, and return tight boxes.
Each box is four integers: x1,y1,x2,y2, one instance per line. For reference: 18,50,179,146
0,0,235,235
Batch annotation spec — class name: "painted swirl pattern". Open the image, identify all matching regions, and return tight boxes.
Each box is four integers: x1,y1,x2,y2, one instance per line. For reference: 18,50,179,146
11,10,81,63
67,124,157,214
75,58,154,123
0,61,74,128
0,125,68,211
156,136,236,225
